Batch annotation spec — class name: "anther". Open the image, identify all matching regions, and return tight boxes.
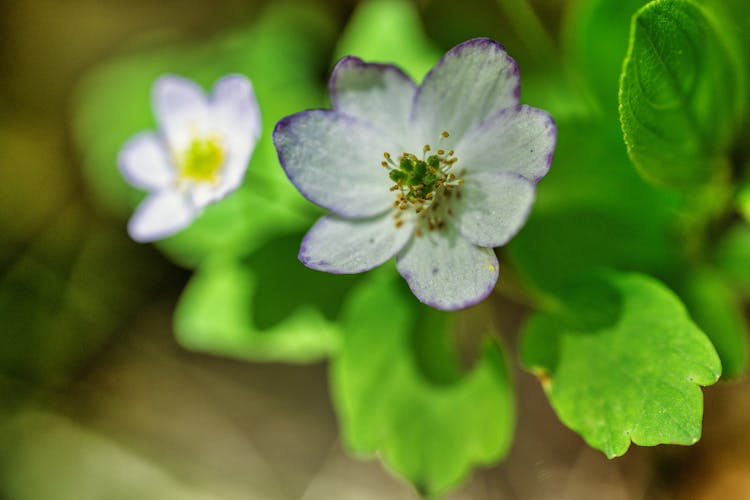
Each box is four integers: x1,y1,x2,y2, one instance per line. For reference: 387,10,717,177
381,161,388,167
390,185,399,191
441,131,450,138
423,144,431,152
384,152,391,159
395,220,404,228
437,149,445,155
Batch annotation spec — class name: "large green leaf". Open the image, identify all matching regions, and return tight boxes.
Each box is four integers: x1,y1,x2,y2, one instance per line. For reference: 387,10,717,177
521,272,721,458
72,1,335,267
331,271,514,496
619,0,745,187
174,234,362,363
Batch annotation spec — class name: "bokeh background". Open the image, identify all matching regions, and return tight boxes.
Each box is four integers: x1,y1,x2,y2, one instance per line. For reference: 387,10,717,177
2,0,750,498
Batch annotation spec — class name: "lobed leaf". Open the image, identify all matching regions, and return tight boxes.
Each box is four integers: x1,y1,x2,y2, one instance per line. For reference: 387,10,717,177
521,272,721,458
331,271,514,496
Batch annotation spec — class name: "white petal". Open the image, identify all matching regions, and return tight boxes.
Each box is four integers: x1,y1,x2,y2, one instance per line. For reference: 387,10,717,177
396,227,499,310
152,75,209,152
412,38,520,143
118,132,174,190
300,213,414,274
210,75,261,197
215,155,249,199
455,172,535,247
211,74,261,150
127,191,197,242
329,56,417,141
273,110,394,217
457,105,556,182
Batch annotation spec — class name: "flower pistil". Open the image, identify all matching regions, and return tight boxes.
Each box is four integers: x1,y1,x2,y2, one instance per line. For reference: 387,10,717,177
178,136,226,185
381,131,464,235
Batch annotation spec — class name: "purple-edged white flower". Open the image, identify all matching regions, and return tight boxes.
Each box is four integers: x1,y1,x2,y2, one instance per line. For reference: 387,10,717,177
274,38,556,310
119,74,261,242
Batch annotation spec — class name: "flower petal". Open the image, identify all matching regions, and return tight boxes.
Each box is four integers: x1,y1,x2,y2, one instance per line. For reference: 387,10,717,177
152,75,209,152
411,38,520,143
455,172,535,247
210,75,262,195
396,228,499,310
128,191,197,242
300,213,414,274
118,132,174,190
211,74,261,144
274,110,394,217
457,105,556,182
329,56,417,140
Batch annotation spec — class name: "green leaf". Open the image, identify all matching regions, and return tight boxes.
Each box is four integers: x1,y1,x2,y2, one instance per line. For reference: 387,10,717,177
521,272,721,458
333,0,441,81
619,0,745,187
174,234,361,363
72,1,335,266
679,268,748,378
332,271,514,496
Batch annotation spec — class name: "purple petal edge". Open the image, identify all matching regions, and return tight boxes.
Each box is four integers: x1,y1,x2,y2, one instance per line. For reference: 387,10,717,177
468,104,558,184
328,56,417,110
297,214,413,275
458,171,537,248
273,109,388,218
409,37,521,123
396,242,500,311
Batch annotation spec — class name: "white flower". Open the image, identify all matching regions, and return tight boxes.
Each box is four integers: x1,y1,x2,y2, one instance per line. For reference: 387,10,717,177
119,74,261,242
274,38,556,310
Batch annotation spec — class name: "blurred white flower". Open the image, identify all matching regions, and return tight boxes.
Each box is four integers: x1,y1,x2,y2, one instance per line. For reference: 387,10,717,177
119,74,261,242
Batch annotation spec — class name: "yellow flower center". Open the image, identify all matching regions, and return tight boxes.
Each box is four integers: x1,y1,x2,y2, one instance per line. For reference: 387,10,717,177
179,136,225,183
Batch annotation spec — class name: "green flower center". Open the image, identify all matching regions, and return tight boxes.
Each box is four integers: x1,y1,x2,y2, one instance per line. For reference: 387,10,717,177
381,131,464,234
179,136,225,183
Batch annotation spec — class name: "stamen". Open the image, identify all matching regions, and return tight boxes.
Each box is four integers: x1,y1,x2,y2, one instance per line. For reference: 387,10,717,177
377,130,464,233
